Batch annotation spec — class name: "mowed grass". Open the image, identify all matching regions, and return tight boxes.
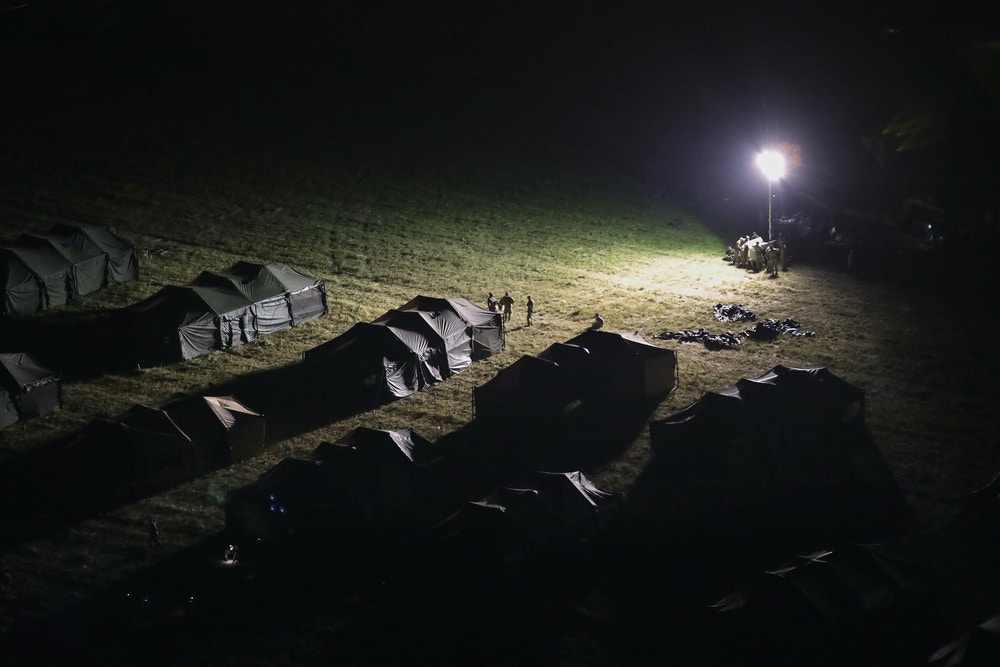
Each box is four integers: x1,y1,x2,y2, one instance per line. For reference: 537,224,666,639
1,124,999,644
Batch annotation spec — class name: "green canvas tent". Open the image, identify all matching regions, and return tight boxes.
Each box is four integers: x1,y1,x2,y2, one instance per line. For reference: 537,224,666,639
0,352,60,426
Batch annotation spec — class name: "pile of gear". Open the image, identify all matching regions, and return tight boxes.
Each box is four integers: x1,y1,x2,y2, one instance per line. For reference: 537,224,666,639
653,305,814,350
724,233,787,277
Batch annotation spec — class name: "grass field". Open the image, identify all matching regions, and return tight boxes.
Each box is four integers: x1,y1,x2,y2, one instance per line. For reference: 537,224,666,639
2,3,999,664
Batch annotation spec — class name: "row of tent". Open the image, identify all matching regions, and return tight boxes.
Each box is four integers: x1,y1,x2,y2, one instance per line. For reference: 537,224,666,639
125,262,328,362
303,295,505,402
0,352,61,429
224,425,615,571
68,393,265,501
643,364,906,528
473,329,679,421
1,224,138,317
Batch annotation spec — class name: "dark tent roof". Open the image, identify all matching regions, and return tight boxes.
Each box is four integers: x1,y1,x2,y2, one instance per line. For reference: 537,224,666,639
0,352,60,423
562,329,678,403
48,223,138,284
311,427,442,524
710,544,938,665
433,470,612,570
929,612,1000,666
314,426,442,467
473,354,578,422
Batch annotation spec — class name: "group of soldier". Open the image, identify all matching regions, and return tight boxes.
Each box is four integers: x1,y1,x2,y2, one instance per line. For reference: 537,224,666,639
726,232,788,277
487,291,532,327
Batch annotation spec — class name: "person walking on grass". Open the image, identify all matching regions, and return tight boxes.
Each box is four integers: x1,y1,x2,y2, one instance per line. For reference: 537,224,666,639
499,291,514,323
148,517,162,550
526,295,534,326
486,292,498,312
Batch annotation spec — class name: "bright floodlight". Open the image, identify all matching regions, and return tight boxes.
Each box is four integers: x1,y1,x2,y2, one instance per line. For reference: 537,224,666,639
757,150,786,181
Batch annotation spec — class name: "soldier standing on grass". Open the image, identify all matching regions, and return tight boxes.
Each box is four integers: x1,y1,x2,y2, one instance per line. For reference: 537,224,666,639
486,292,498,312
499,291,514,323
526,296,535,326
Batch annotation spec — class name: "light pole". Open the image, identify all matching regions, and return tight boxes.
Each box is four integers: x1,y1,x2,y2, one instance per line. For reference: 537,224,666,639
756,150,785,241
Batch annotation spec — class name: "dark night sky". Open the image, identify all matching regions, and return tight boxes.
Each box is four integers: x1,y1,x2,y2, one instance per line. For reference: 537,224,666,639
2,1,997,215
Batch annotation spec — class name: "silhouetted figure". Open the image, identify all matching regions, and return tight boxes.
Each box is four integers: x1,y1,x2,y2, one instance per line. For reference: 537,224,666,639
486,292,498,312
526,296,534,326
148,518,161,550
591,313,604,330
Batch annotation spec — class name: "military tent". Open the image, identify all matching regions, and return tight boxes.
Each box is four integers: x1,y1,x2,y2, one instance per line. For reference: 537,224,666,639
311,427,444,525
191,262,326,336
0,243,72,316
225,457,337,543
430,470,613,575
159,394,265,470
225,427,440,544
472,353,577,422
74,405,197,499
639,365,908,544
395,295,504,360
0,352,60,426
1,386,17,429
125,283,254,361
373,308,472,377
929,612,1000,666
1,224,138,317
125,263,325,362
303,321,444,402
17,232,107,299
562,330,678,404
47,223,138,284
708,544,939,665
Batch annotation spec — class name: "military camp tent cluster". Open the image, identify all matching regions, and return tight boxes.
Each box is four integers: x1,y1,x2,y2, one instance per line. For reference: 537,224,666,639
706,544,940,665
0,352,60,429
225,425,614,575
624,365,910,561
473,329,678,422
69,393,265,501
303,295,504,404
124,262,327,362
1,224,138,317
427,470,615,577
225,427,445,544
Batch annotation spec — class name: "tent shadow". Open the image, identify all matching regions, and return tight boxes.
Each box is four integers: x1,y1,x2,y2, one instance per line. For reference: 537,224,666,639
0,361,387,550
0,309,141,380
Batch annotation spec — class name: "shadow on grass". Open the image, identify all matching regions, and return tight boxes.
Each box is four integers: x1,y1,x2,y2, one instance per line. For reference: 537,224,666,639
0,361,391,550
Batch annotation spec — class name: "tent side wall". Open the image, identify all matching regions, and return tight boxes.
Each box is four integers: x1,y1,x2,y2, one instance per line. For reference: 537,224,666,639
0,389,17,428
1,251,44,317
14,382,61,419
287,284,328,324
72,225,139,284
